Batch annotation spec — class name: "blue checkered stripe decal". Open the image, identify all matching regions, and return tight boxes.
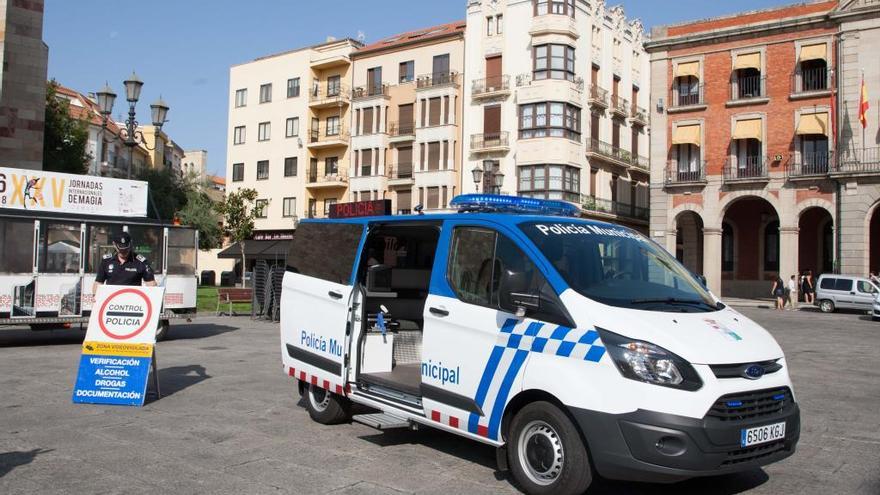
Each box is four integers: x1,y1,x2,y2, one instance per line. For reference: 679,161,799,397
467,318,606,441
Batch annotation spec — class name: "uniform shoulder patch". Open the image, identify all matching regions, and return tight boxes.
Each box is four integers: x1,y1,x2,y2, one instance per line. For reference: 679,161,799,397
136,254,147,262
102,253,113,259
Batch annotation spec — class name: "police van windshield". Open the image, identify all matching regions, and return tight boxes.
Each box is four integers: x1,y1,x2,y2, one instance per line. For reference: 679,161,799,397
520,221,718,312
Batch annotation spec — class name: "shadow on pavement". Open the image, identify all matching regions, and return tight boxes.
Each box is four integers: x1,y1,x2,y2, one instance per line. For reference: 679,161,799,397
0,328,85,348
0,448,54,478
357,423,770,494
589,469,768,494
163,323,239,342
149,364,211,401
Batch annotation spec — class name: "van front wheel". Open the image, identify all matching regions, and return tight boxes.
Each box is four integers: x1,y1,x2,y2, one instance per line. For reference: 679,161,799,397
507,401,592,495
819,299,835,313
304,383,350,425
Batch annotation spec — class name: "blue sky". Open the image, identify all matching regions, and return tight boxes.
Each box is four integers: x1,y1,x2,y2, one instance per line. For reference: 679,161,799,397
44,0,791,177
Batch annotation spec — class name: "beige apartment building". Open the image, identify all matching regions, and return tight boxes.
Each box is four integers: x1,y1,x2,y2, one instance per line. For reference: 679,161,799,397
349,22,465,214
226,38,361,237
462,0,650,232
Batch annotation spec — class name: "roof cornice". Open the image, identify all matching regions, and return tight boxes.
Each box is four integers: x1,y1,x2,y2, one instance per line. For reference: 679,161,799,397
645,12,833,51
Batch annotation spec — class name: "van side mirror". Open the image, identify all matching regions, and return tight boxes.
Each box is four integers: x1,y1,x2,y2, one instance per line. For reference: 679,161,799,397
698,274,708,288
499,268,540,316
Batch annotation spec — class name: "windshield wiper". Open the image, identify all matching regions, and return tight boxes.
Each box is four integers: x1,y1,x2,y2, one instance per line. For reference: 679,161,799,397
630,297,714,307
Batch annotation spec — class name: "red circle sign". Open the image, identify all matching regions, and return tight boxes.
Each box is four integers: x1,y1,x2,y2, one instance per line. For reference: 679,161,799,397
97,288,154,340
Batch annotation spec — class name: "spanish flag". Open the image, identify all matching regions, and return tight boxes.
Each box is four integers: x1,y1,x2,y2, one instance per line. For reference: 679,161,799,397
859,73,870,129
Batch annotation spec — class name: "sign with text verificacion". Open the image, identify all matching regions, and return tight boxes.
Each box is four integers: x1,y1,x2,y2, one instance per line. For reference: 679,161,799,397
72,286,165,406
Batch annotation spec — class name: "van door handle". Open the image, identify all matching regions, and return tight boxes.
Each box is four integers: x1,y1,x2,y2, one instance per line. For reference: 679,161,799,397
429,307,449,317
850,292,856,295
328,291,343,300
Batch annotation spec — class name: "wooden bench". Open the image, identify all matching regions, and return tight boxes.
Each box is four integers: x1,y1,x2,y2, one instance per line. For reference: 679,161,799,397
216,288,253,316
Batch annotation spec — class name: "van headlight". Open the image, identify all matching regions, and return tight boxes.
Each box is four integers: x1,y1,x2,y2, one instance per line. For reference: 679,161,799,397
598,329,702,391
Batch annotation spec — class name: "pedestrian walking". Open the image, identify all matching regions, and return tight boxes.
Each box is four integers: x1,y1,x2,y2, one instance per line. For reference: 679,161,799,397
787,275,798,310
771,275,785,310
802,270,815,304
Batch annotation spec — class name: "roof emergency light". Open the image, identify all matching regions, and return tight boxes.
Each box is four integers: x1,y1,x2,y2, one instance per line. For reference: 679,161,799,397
450,194,580,217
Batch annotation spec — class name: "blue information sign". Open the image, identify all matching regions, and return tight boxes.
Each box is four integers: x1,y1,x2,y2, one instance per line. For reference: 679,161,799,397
72,354,152,406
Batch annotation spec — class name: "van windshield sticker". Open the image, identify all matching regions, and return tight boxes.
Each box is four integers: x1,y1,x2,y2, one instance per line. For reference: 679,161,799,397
532,223,645,242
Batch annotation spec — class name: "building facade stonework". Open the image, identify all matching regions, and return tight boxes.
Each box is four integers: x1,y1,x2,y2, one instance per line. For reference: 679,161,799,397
646,1,880,298
0,0,48,170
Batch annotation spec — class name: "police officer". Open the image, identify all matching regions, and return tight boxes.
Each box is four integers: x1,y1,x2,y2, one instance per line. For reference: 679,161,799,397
92,232,158,293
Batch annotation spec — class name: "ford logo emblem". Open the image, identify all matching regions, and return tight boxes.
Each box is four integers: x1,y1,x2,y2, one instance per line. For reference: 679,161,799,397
743,365,765,380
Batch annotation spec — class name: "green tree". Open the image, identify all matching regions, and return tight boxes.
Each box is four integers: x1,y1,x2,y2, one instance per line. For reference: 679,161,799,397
137,167,189,220
216,188,259,287
43,80,90,174
177,188,222,250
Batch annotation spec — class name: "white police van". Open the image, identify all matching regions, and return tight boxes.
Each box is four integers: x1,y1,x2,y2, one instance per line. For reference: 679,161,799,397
280,195,800,494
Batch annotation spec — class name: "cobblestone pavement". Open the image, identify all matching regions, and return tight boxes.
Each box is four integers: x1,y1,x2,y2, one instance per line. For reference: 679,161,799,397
0,307,878,494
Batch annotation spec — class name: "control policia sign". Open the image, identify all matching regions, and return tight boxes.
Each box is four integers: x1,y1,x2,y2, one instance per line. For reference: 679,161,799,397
0,166,148,217
73,286,165,406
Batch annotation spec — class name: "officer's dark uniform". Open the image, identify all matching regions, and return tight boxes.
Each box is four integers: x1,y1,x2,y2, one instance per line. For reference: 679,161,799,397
94,233,155,286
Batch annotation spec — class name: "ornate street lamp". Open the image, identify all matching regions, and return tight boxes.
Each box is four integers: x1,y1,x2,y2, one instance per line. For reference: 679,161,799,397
96,71,170,179
471,165,484,192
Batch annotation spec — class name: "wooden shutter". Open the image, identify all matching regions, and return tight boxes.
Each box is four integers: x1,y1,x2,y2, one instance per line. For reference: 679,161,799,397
429,97,441,126
483,105,501,135
428,142,440,170
363,107,374,135
398,104,414,131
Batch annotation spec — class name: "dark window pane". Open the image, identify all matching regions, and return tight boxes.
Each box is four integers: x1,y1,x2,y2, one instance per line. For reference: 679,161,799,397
286,223,364,284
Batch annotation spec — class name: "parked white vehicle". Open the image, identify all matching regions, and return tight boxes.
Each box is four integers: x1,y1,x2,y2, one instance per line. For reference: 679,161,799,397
815,274,879,314
280,195,800,494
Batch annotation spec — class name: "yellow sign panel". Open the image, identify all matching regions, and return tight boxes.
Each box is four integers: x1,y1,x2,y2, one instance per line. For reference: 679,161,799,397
82,341,154,358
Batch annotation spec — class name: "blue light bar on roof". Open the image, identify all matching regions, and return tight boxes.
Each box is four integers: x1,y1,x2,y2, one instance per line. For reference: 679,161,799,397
450,194,580,217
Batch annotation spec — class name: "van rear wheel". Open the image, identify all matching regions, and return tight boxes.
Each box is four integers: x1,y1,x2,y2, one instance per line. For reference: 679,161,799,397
507,401,592,495
819,299,835,313
304,382,350,425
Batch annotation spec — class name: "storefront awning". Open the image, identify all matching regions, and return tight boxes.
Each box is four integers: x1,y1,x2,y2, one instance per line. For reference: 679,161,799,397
672,124,701,146
733,119,763,141
799,43,827,62
218,240,291,260
674,61,700,78
796,112,829,136
734,52,761,71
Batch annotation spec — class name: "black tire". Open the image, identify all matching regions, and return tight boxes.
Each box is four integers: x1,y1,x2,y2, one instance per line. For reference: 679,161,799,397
819,299,835,313
507,401,592,495
156,320,171,341
303,382,351,425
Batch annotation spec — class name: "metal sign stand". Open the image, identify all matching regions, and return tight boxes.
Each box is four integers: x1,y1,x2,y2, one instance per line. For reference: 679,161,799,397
146,347,161,399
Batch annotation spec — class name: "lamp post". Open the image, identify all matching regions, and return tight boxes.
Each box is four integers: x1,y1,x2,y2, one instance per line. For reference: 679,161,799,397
95,71,170,179
471,164,504,194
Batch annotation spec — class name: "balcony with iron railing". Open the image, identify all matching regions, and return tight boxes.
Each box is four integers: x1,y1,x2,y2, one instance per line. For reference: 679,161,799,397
307,124,349,149
387,121,416,142
586,138,631,169
309,83,350,108
472,75,511,99
834,147,880,175
471,131,510,153
729,74,766,103
588,85,609,108
387,163,414,183
630,104,649,126
351,84,390,100
791,67,830,96
723,156,770,183
665,160,708,185
306,166,349,189
669,83,705,111
416,71,460,90
789,151,832,178
579,195,649,222
630,154,650,173
611,95,630,118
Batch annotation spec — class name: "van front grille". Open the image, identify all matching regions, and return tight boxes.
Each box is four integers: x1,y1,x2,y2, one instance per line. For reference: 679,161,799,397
721,440,787,466
706,387,791,422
